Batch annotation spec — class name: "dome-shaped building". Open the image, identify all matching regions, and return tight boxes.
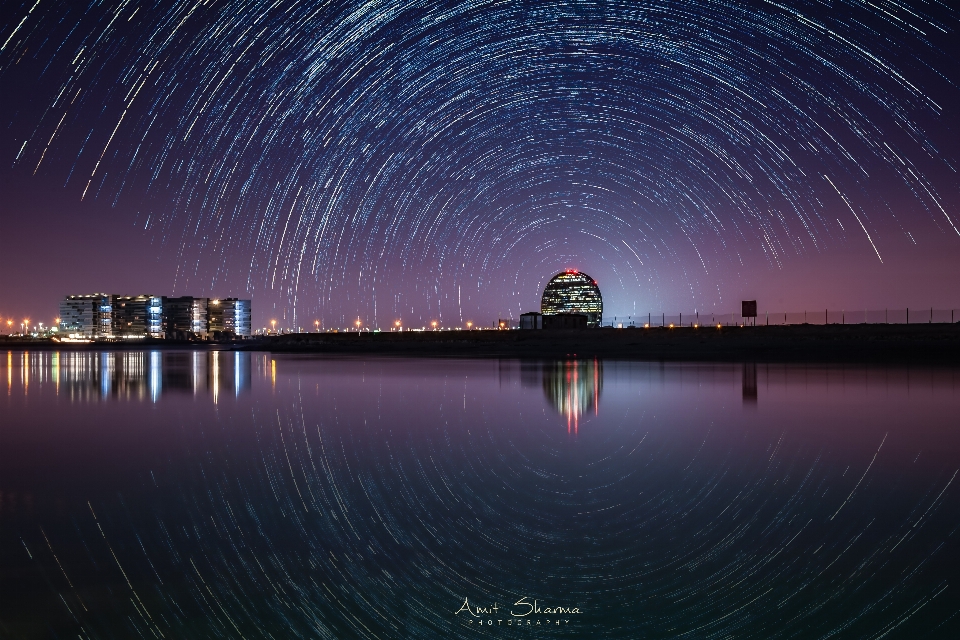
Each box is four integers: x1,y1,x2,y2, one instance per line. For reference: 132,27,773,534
541,270,603,327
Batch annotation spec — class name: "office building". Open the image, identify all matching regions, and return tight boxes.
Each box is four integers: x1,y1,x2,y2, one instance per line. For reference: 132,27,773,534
540,270,603,327
111,295,164,338
208,298,252,337
59,294,111,339
59,294,251,340
164,296,209,339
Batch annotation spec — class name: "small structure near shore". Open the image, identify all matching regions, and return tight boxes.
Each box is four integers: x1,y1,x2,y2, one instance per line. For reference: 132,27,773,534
520,312,588,330
520,312,542,329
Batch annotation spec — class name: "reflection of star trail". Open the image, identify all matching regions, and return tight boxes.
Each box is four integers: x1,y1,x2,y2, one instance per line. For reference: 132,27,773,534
2,2,959,324
6,358,960,637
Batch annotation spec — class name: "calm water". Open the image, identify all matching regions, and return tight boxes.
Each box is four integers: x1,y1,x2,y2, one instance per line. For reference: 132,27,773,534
1,351,959,639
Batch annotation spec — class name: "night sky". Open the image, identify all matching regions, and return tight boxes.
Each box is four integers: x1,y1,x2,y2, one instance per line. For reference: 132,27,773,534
1,0,958,330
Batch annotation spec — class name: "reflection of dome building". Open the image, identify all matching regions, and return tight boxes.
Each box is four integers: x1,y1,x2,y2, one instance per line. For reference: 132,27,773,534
541,271,603,328
542,359,603,433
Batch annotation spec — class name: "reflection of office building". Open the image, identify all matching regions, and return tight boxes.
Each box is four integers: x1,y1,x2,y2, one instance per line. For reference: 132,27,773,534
540,271,603,328
54,350,251,402
742,362,758,404
208,298,252,337
517,359,603,433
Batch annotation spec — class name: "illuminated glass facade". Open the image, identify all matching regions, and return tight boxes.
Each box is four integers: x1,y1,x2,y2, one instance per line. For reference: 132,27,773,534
111,295,159,338
59,294,251,339
60,294,111,338
99,297,112,335
164,296,209,338
540,271,603,328
148,297,164,337
208,298,252,337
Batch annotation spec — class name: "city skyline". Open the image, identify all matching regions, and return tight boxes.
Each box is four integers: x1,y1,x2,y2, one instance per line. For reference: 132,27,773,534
1,1,959,329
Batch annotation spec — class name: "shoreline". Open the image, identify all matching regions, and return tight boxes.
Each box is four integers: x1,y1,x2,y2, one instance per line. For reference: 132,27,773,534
4,324,960,364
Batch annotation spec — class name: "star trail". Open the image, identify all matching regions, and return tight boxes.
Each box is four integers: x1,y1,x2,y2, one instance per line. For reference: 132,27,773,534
1,1,958,325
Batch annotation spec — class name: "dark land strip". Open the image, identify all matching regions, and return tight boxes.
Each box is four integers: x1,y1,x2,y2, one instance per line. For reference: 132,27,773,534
254,324,960,363
5,324,960,363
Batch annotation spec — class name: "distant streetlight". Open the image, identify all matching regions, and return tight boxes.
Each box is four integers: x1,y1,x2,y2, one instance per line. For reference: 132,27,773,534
431,321,437,330
466,321,473,329
355,318,362,330
394,320,401,331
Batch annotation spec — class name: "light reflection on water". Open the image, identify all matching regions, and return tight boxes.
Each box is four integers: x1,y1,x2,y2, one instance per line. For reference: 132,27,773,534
510,360,602,433
1,352,959,639
4,350,251,402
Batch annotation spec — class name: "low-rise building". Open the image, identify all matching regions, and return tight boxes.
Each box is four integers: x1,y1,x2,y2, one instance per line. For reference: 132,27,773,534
58,294,251,340
208,298,252,337
163,296,209,339
59,294,111,339
111,295,164,338
519,312,543,329
542,313,588,329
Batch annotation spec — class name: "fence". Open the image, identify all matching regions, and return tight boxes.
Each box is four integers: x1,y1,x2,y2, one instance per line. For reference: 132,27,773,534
605,309,960,328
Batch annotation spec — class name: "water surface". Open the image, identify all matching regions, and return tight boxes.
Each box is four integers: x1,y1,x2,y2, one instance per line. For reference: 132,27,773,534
1,351,959,638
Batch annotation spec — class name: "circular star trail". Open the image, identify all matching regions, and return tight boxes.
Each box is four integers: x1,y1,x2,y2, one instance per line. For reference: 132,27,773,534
1,1,958,325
